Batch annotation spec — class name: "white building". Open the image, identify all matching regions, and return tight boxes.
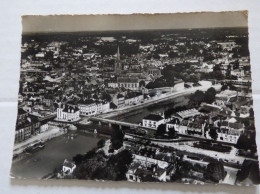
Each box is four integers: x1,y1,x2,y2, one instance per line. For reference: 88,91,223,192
78,99,110,116
142,114,165,129
40,121,49,133
117,77,140,91
217,41,237,51
107,82,118,88
35,52,45,58
125,93,144,106
62,159,76,175
213,119,244,144
56,104,80,122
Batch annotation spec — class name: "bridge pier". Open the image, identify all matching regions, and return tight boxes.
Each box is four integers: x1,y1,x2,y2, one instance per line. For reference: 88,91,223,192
98,121,101,125
108,123,112,127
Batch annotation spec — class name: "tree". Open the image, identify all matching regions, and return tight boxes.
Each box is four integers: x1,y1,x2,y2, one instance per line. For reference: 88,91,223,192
164,108,175,119
204,160,226,183
156,124,166,136
73,154,84,165
213,64,221,72
236,132,256,151
221,84,228,91
168,126,176,138
101,93,112,102
97,139,105,148
204,87,217,104
168,51,178,58
45,51,54,60
111,125,124,150
68,64,73,71
209,128,218,140
203,53,215,62
236,160,260,185
93,94,98,99
139,80,146,87
249,108,254,118
189,90,205,106
145,78,167,89
206,87,216,96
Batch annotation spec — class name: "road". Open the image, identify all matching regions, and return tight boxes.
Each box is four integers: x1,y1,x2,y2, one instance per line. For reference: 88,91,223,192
152,140,257,165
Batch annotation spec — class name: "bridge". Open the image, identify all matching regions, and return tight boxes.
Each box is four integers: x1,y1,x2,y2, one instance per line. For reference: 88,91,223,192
88,117,152,132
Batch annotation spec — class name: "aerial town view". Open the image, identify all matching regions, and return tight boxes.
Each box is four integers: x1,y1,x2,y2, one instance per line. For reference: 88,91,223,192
10,26,259,185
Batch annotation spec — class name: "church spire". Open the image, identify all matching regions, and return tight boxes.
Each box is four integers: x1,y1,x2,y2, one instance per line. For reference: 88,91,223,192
117,45,120,66
115,44,121,74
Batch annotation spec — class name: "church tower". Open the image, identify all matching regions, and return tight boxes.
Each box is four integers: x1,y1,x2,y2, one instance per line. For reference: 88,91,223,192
115,45,121,75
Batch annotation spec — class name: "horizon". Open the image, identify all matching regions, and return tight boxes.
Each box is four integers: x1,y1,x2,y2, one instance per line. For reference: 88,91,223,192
22,12,248,34
22,26,248,36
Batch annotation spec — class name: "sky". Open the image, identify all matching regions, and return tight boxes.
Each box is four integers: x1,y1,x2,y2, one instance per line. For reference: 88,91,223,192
22,11,248,33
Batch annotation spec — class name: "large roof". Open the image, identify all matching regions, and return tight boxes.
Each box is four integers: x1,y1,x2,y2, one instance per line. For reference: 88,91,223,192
216,90,237,98
117,77,139,83
63,105,79,112
177,108,200,119
221,121,243,129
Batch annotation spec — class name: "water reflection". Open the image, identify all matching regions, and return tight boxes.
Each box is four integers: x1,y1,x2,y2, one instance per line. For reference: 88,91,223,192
11,132,105,179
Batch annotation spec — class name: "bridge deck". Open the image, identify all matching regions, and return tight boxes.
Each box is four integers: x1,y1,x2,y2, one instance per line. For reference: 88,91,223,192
89,117,153,131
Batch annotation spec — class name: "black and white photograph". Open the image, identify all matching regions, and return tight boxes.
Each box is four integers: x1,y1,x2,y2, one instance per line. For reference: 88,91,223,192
10,12,260,185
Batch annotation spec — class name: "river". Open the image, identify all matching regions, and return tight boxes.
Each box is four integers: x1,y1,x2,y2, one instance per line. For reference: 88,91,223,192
11,95,190,179
111,95,190,123
10,132,106,179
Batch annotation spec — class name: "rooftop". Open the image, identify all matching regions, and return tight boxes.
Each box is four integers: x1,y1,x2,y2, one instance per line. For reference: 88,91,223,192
63,159,76,169
177,108,200,119
117,77,139,83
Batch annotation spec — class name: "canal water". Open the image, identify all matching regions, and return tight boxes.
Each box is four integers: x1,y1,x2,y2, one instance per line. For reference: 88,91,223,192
111,95,190,123
11,132,106,179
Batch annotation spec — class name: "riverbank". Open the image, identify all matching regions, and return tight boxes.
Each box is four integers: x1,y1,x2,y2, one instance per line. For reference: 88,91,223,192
13,126,66,155
99,81,221,119
11,132,105,179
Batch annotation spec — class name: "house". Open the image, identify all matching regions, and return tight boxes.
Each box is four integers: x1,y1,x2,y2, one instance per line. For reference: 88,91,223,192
83,53,95,60
217,41,236,51
172,79,185,92
124,92,144,106
114,94,125,108
142,114,165,129
215,90,237,106
117,77,140,91
199,103,222,117
107,81,118,88
166,118,180,132
78,99,110,116
40,120,49,133
15,109,41,142
56,104,80,122
146,67,162,78
15,118,32,143
186,118,206,137
62,159,76,175
213,118,245,144
126,150,175,182
35,52,45,58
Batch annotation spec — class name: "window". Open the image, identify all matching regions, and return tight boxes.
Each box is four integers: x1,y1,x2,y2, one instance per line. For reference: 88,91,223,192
129,175,134,180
